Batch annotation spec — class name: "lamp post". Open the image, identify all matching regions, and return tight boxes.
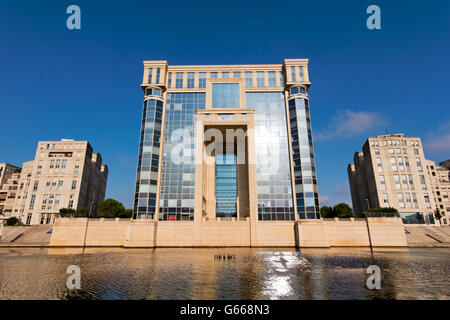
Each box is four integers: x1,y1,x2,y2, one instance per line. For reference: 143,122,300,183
364,198,373,252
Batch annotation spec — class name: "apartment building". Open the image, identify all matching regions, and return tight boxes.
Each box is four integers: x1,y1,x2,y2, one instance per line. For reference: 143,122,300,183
0,163,22,215
1,139,108,224
348,134,438,224
426,159,450,225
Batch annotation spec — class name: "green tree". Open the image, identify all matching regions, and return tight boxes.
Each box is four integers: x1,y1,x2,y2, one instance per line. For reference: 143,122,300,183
320,206,334,218
75,207,88,217
5,217,19,226
97,198,126,218
434,207,442,224
59,208,76,217
118,209,133,219
332,203,355,218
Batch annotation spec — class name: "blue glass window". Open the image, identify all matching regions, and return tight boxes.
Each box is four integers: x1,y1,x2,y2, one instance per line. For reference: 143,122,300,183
155,68,160,83
222,72,229,78
167,72,172,88
233,72,241,78
299,66,304,81
187,72,195,88
210,72,218,78
199,72,206,88
279,72,284,86
291,66,296,82
257,72,264,88
175,73,183,88
268,72,276,88
148,68,153,83
212,83,239,108
216,154,237,218
245,72,253,88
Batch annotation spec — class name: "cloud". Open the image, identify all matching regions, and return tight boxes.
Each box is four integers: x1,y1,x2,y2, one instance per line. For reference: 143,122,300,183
423,121,450,156
319,196,332,206
316,110,386,140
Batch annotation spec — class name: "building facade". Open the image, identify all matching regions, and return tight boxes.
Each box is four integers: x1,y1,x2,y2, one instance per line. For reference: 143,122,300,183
426,159,450,225
134,59,320,224
1,139,108,224
0,163,22,215
348,133,444,224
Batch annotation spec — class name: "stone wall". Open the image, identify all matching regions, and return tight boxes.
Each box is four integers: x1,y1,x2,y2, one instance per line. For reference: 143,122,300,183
50,217,407,247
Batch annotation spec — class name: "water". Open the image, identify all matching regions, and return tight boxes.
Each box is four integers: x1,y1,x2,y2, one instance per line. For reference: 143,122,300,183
0,247,448,300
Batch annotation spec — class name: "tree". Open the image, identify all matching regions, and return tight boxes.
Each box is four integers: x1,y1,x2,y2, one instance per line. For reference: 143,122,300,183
59,208,76,217
75,207,88,217
5,217,19,226
434,207,442,224
320,206,334,218
118,209,133,219
332,203,355,218
97,198,126,218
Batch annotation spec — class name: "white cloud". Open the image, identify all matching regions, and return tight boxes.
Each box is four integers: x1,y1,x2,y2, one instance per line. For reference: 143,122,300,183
316,110,385,140
319,196,332,206
423,121,450,156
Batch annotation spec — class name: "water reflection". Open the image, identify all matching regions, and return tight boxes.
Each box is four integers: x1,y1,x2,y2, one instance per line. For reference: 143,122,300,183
0,248,448,300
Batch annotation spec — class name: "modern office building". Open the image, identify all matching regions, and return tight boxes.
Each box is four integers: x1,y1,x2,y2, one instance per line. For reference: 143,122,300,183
134,59,320,223
0,139,108,224
426,159,450,225
348,133,444,224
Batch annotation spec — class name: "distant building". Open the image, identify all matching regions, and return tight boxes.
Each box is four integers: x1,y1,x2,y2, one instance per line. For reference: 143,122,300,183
348,133,442,225
426,159,450,225
0,163,22,215
0,139,108,224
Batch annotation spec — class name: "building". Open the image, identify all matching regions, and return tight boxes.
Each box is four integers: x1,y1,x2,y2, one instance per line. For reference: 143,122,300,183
133,59,320,224
0,163,21,215
1,139,108,224
426,159,450,225
348,133,441,224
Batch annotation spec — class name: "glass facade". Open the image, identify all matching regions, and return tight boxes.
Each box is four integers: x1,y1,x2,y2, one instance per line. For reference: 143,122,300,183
212,83,239,108
158,93,205,221
216,154,237,218
134,98,163,219
247,92,294,220
288,96,320,218
135,61,318,223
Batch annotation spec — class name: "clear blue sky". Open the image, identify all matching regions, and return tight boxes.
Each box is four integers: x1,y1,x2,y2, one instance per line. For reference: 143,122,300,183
0,0,449,208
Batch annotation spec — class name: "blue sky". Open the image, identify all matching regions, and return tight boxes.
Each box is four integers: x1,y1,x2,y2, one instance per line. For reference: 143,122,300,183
0,0,449,208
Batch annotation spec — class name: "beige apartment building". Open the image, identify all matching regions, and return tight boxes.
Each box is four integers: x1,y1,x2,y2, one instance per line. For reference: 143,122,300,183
348,133,440,224
0,139,108,225
0,163,22,215
426,159,450,225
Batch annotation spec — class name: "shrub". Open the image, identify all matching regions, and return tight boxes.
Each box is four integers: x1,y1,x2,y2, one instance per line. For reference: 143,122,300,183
5,217,19,226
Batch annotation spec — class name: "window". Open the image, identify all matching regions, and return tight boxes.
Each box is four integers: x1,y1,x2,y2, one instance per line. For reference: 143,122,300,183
416,158,423,171
33,180,39,192
376,158,383,172
299,66,304,81
401,174,408,189
397,193,405,208
68,195,74,208
45,182,50,192
187,72,195,88
405,157,411,171
51,182,56,191
389,148,394,154
408,174,415,190
71,180,77,190
291,66,296,82
55,159,61,169
222,72,229,78
50,160,55,169
390,157,397,171
26,213,32,224
394,175,401,190
374,149,380,155
167,72,172,88
245,72,253,88
57,180,63,191
379,175,386,190
54,195,61,210
199,72,206,88
148,68,153,83
210,72,218,78
424,194,431,208
256,71,264,88
279,71,284,86
233,72,240,78
29,194,36,209
212,83,240,108
414,149,419,155
398,157,404,171
402,148,407,154
175,72,183,88
155,68,160,83
268,71,276,88
412,193,419,208
405,193,412,208
420,175,427,189
61,160,67,169
382,194,389,206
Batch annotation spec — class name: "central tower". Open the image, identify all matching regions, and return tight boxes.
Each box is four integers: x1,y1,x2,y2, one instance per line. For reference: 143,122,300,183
134,59,320,224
